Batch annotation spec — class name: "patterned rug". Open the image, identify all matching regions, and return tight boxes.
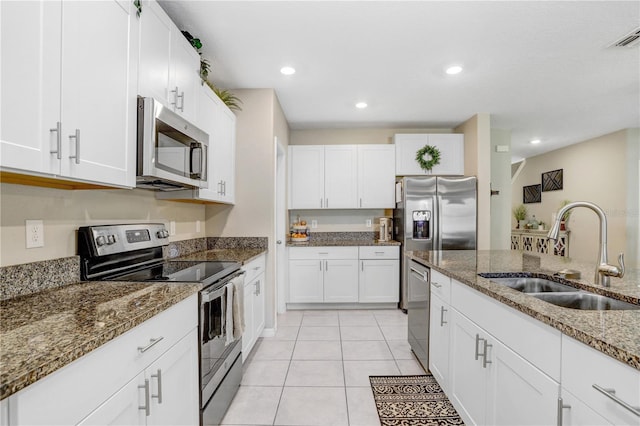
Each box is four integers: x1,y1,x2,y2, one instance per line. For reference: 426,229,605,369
369,375,465,425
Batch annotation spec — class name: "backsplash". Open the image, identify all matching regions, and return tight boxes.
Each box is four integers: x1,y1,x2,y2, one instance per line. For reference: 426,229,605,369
0,257,79,301
208,237,268,250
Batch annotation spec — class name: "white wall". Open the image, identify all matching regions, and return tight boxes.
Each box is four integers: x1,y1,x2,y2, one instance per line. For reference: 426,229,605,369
0,183,205,267
512,129,638,266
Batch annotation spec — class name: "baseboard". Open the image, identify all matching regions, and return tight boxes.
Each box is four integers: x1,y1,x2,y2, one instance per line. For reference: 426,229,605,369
260,327,276,338
285,302,398,310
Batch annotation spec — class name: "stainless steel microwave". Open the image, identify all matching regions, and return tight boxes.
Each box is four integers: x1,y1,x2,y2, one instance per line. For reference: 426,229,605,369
136,97,208,191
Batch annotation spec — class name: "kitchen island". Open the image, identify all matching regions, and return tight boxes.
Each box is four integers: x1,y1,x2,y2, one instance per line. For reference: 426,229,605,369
408,249,639,369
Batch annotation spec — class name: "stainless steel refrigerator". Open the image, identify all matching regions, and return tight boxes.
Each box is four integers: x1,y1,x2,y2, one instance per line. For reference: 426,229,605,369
394,176,477,311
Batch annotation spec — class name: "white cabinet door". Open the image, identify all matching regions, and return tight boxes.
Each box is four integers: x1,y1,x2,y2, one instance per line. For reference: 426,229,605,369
428,294,450,391
0,1,61,175
324,145,358,209
449,309,489,426
243,272,265,359
168,32,199,122
193,84,236,204
147,329,199,426
323,259,359,303
77,374,145,426
60,0,135,187
289,259,324,303
357,145,395,208
358,259,399,303
427,134,464,175
242,281,255,359
394,134,464,176
252,274,265,339
137,0,172,106
138,0,199,122
487,341,559,426
288,145,325,209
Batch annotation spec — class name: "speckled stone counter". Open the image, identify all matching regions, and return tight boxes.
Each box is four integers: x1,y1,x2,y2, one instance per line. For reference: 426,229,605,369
176,248,266,265
286,231,400,247
0,281,199,400
408,249,640,370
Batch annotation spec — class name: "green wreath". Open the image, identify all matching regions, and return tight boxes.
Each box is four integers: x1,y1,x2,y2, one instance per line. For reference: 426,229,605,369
415,145,441,171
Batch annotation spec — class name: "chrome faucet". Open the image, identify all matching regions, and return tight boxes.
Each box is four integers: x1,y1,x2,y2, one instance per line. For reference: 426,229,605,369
547,201,624,287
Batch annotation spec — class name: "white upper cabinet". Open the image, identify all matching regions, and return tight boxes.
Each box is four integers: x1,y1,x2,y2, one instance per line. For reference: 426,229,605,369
394,133,464,176
138,0,200,122
1,0,136,188
288,145,326,209
288,144,395,209
357,144,395,208
324,145,358,209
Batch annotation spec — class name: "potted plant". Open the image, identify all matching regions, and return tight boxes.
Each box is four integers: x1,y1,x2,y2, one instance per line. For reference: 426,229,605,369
513,204,527,229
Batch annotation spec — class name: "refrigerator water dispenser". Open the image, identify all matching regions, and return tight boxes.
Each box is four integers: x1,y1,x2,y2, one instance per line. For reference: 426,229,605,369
412,210,431,240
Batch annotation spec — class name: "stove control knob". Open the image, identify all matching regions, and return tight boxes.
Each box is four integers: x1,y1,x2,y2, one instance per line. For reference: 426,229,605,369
96,235,107,246
107,235,116,244
157,229,169,239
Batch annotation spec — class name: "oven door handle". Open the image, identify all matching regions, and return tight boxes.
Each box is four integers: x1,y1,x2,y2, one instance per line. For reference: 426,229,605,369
201,271,245,303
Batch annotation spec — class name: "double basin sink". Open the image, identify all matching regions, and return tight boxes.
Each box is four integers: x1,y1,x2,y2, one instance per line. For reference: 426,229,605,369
478,274,639,311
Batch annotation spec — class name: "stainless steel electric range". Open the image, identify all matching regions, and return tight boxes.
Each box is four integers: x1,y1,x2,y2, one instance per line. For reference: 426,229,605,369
78,223,243,426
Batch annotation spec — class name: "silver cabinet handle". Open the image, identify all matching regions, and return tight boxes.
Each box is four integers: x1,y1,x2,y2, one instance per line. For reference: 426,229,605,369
557,397,571,426
592,384,640,417
482,339,492,368
138,336,164,353
177,91,185,112
440,306,447,326
326,198,328,208
475,334,492,367
254,279,260,296
361,261,364,271
375,251,385,255
49,122,61,159
360,198,362,208
319,261,322,271
410,267,428,282
171,86,179,109
151,369,162,404
68,129,80,164
431,281,442,288
320,198,323,208
138,379,150,416
218,181,223,195
325,260,328,271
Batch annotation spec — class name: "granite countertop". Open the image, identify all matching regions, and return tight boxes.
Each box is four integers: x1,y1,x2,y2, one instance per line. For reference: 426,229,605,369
0,246,266,400
287,239,401,247
176,248,267,264
0,281,200,400
408,250,640,370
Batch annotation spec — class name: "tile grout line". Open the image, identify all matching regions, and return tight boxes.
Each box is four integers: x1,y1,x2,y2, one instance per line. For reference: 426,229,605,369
269,313,301,426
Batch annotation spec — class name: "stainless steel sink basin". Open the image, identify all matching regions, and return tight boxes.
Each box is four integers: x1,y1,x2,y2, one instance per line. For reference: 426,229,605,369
533,293,640,311
488,277,579,293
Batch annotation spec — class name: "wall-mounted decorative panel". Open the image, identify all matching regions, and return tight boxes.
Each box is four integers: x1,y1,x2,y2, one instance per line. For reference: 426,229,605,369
542,169,563,192
523,184,542,204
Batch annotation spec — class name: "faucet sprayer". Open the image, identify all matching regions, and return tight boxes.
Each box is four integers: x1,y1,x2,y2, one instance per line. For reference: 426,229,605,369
547,201,624,287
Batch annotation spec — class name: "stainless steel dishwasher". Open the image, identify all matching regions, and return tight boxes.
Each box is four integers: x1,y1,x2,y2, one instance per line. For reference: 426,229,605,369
407,259,430,371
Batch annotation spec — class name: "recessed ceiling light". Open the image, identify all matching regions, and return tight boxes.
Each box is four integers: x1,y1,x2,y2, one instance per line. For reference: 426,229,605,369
355,102,368,109
445,65,463,75
280,66,296,75
530,139,541,145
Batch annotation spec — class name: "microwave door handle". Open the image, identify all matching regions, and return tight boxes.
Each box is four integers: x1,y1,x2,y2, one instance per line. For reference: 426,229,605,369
191,145,203,178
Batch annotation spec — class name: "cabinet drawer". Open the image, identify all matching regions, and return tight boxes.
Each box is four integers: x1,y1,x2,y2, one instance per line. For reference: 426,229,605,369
561,335,640,425
451,280,561,380
359,245,399,259
9,293,197,426
242,254,266,284
289,246,358,260
430,269,451,304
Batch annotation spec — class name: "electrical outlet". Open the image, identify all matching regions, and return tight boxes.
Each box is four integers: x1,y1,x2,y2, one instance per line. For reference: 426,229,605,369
25,220,44,248
366,219,372,228
311,220,318,229
169,220,176,236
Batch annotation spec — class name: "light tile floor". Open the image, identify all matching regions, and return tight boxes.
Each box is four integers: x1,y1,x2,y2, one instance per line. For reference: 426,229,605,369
221,309,426,426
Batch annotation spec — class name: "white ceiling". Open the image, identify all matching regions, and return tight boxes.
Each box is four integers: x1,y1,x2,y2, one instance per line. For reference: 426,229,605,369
159,1,639,161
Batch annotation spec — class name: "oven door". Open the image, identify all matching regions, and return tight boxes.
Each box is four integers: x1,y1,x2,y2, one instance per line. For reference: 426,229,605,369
199,276,242,407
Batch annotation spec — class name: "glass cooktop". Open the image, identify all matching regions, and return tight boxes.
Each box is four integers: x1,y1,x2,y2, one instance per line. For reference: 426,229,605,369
110,260,240,285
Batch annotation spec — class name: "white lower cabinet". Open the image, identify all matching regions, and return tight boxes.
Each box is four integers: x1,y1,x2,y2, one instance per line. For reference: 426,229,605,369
288,246,399,305
559,390,612,426
448,309,559,426
288,247,358,303
242,255,266,361
428,293,450,391
560,335,640,426
7,294,198,426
